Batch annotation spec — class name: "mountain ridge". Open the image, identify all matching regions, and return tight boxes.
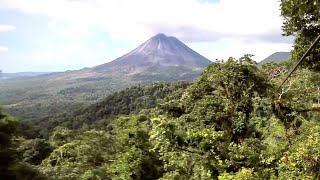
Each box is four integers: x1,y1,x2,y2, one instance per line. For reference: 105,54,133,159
259,52,291,65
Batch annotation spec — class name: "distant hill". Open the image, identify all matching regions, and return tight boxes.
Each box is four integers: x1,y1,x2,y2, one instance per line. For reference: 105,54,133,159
0,33,212,122
259,52,291,65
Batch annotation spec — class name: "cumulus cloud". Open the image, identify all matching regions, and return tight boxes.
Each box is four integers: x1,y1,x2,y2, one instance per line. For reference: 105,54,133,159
63,46,96,58
0,45,8,52
0,0,290,43
64,24,89,39
0,24,16,32
0,24,16,54
47,21,57,30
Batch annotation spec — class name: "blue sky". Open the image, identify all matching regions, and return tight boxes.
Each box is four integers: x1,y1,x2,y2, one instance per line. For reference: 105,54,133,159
0,0,293,73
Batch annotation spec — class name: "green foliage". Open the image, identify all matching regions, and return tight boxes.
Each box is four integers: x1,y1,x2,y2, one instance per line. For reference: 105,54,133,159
49,126,75,147
150,56,272,179
281,0,320,71
40,130,114,179
8,163,48,180
20,81,189,138
39,114,163,180
16,138,53,165
0,109,47,179
4,54,320,179
107,114,163,179
277,121,320,179
0,76,134,123
0,110,18,178
218,168,254,180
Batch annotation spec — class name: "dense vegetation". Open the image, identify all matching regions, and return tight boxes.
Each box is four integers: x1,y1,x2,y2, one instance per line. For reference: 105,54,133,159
18,81,189,139
3,54,320,179
0,75,135,122
2,1,320,179
0,57,205,123
0,110,47,179
281,0,320,70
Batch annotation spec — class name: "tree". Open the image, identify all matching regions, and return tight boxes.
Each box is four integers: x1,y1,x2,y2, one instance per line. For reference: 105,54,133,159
0,109,47,179
0,110,18,178
40,113,164,180
150,55,272,179
49,126,74,147
277,121,320,179
17,138,53,165
40,130,114,179
281,0,320,71
108,114,164,180
262,60,320,179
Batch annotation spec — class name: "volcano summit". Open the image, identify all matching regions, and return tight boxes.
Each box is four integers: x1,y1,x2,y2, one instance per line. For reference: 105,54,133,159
89,33,212,81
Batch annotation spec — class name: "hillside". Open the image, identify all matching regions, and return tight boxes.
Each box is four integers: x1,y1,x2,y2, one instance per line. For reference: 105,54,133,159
259,52,291,65
19,81,190,138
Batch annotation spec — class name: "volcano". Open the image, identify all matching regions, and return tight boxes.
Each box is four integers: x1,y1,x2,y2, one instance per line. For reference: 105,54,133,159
50,33,212,81
89,33,212,81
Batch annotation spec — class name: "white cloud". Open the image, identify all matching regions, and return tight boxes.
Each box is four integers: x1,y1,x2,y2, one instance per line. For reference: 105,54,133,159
27,45,106,67
0,24,16,32
63,46,95,58
64,24,88,39
0,0,288,43
0,45,8,52
47,21,57,29
97,42,107,48
0,25,15,54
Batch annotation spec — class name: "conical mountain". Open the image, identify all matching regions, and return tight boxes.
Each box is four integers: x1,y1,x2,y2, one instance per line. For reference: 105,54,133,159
92,33,212,77
52,33,212,81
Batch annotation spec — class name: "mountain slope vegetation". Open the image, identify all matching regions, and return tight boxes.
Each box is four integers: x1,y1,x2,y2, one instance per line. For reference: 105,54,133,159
4,53,320,179
18,81,190,138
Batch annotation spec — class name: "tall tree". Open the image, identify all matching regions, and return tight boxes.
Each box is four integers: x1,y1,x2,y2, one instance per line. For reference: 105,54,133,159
150,55,272,179
281,0,320,71
0,110,18,178
0,109,47,180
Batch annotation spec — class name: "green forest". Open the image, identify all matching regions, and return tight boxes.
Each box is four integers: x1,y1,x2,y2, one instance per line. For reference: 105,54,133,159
1,0,320,179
